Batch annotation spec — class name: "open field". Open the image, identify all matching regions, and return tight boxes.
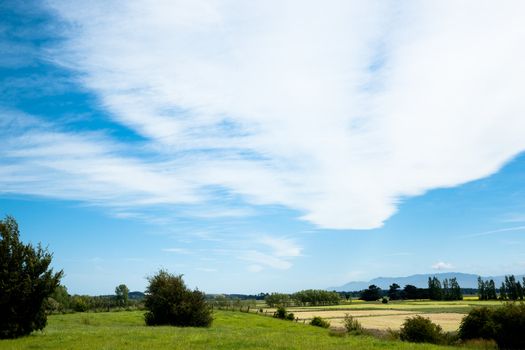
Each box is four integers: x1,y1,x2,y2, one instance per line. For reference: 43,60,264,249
265,299,506,332
0,310,467,350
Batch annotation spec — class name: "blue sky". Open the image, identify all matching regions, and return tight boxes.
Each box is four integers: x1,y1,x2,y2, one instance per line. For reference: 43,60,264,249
1,1,525,295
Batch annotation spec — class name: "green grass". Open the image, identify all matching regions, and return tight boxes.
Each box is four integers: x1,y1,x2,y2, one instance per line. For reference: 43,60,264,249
0,310,463,350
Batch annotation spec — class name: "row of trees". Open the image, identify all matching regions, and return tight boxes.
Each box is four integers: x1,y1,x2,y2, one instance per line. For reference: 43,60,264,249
45,283,139,313
264,289,341,307
428,277,462,300
478,275,524,300
360,277,463,301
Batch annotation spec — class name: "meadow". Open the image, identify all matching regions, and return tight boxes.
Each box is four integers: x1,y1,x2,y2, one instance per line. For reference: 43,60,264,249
0,309,475,350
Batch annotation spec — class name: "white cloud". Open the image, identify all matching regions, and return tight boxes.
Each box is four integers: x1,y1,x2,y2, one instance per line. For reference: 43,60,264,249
4,1,525,229
432,261,454,270
238,235,302,271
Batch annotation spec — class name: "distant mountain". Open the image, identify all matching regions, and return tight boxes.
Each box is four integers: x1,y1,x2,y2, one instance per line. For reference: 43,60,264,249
329,272,525,291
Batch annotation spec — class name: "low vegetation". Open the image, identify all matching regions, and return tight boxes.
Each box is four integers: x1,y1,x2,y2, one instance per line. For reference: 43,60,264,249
399,315,446,345
459,303,525,349
144,270,212,327
310,316,330,328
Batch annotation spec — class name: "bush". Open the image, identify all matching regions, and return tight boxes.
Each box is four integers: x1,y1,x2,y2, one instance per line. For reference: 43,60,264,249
274,306,287,319
381,297,388,304
460,303,525,349
144,270,212,327
343,313,363,334
0,216,63,339
400,315,444,344
310,316,330,328
286,312,295,321
459,307,497,341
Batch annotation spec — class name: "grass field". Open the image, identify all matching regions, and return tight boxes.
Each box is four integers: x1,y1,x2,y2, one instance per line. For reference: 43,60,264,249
0,310,470,350
264,299,505,332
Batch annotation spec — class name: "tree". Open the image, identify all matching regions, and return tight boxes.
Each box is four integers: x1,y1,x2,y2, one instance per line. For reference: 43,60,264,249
360,285,381,301
387,283,401,300
499,282,507,300
144,270,212,327
428,277,443,300
115,284,129,306
0,216,63,338
478,277,486,300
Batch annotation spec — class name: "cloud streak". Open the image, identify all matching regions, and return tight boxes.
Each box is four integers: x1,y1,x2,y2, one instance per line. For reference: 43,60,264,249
3,1,525,229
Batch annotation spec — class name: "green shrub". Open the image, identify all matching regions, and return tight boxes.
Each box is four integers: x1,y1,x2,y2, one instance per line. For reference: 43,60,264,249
144,270,212,327
286,312,295,321
343,313,363,334
459,307,496,341
400,315,444,344
310,316,330,328
274,306,287,319
381,297,388,304
459,303,525,349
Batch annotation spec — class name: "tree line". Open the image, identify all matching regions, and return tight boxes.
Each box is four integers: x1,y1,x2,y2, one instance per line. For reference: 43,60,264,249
264,289,341,307
360,277,463,301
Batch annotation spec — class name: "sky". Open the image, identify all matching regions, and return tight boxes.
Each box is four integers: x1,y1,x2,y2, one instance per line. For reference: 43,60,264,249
1,0,525,295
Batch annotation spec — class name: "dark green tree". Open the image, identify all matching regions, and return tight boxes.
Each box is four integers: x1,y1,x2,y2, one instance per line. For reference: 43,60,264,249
499,282,507,300
387,283,401,300
450,277,462,300
478,277,486,300
487,279,497,300
144,270,212,327
428,277,443,300
115,284,129,306
360,285,381,301
0,216,63,338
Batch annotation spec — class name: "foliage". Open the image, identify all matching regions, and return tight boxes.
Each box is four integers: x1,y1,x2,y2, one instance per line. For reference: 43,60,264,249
210,295,256,311
0,216,63,339
388,283,401,300
459,303,525,349
285,312,295,321
402,284,427,300
478,277,498,300
458,307,496,341
265,290,340,307
265,293,293,307
144,270,212,327
115,284,129,306
399,315,445,344
310,316,330,328
382,297,389,304
274,306,287,319
498,275,524,301
343,313,363,334
292,289,341,306
360,285,382,301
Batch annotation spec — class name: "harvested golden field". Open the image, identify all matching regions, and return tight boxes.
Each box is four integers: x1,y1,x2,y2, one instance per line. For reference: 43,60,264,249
328,313,466,332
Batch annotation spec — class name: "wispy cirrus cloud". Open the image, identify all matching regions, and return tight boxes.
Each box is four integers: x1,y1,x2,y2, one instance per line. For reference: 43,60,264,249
3,1,525,229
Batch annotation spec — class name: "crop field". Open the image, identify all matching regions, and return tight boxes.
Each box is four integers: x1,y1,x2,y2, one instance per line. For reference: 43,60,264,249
265,299,504,332
0,310,468,350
